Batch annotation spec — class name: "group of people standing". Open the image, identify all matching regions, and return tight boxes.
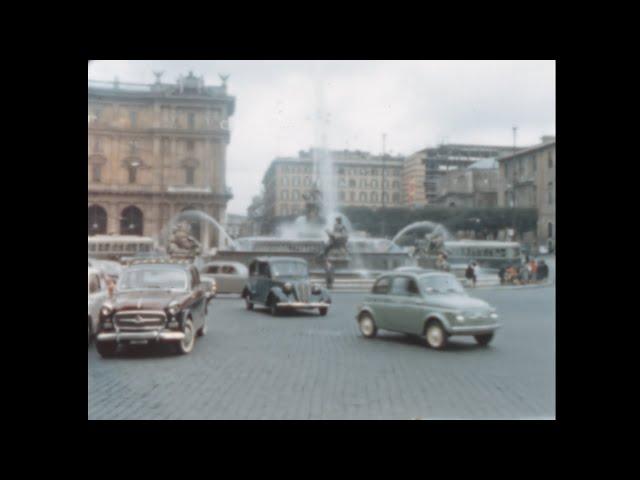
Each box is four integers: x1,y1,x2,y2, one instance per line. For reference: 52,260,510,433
499,257,549,285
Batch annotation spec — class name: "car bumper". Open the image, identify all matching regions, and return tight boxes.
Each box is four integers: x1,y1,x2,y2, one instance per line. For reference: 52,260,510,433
96,330,185,343
276,301,330,309
446,323,501,335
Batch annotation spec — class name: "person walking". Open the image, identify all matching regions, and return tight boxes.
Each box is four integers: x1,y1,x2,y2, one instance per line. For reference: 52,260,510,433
324,259,334,290
465,261,477,288
530,258,538,283
520,262,530,284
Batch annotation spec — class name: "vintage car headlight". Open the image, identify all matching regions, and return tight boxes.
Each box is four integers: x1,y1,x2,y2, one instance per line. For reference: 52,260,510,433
453,312,465,322
168,300,180,316
283,282,293,293
490,312,499,319
311,283,321,294
100,302,113,317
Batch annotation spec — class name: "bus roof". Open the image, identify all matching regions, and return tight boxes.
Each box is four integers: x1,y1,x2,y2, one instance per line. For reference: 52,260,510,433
88,235,154,243
444,240,520,248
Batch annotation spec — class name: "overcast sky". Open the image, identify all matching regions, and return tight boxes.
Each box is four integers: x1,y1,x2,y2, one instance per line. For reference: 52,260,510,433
88,60,555,215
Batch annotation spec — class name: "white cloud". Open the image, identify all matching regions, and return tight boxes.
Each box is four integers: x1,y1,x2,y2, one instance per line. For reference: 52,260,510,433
89,60,555,214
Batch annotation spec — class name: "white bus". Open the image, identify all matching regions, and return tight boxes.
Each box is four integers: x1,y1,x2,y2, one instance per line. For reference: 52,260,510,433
88,235,156,261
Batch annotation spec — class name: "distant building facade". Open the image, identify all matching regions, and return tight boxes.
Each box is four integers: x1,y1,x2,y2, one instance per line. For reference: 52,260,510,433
402,150,428,207
224,213,246,239
497,136,556,249
418,144,516,204
434,159,499,207
262,149,404,224
88,72,235,249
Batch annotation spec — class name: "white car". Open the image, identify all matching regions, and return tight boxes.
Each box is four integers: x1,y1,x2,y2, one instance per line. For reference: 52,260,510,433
88,267,109,346
200,261,248,295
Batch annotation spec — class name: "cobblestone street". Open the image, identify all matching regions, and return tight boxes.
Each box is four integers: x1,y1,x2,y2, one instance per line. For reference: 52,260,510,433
88,286,555,420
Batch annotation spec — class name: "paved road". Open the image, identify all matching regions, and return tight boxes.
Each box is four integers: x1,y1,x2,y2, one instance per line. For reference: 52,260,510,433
88,286,555,420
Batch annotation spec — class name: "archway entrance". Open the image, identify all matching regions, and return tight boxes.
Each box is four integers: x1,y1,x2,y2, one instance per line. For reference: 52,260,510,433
88,205,107,235
120,206,144,235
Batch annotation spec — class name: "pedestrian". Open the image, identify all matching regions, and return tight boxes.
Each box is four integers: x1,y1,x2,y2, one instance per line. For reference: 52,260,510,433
520,262,530,284
537,260,548,281
530,258,538,283
465,261,477,288
498,266,506,285
324,259,334,290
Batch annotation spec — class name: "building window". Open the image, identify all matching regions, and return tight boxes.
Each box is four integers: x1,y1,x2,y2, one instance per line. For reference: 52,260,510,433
120,206,143,236
548,182,553,204
531,155,537,173
186,167,195,185
359,192,367,202
371,192,378,203
292,190,300,200
187,140,194,152
130,111,137,128
293,177,300,186
382,192,389,204
548,152,553,168
339,191,345,201
371,179,378,188
392,193,400,203
128,166,137,184
88,205,107,235
281,190,289,200
350,192,355,202
282,177,289,186
92,164,102,183
188,113,195,129
349,179,356,188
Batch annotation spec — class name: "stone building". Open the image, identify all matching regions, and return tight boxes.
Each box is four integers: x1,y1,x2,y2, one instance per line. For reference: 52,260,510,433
262,149,404,225
434,158,499,207
413,143,516,204
88,71,235,250
497,136,556,249
403,150,428,207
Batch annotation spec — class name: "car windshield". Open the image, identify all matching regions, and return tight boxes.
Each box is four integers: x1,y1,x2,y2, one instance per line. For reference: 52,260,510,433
418,274,465,294
270,261,308,277
118,267,188,292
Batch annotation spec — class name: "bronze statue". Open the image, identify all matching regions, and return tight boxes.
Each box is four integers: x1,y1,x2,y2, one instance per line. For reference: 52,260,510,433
168,221,202,257
324,216,349,258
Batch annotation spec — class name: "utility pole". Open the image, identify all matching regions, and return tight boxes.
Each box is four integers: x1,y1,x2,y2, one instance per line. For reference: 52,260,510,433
381,133,387,238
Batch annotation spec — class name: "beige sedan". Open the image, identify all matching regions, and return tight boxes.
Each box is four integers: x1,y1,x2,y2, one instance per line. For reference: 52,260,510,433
200,261,248,295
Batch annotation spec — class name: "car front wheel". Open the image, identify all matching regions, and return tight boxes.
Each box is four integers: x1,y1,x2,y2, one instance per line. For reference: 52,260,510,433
176,318,195,354
319,307,328,316
474,333,494,346
358,313,377,338
425,321,448,350
269,303,280,316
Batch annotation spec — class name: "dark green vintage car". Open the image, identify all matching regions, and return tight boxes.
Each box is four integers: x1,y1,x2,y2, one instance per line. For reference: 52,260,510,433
356,269,500,349
242,257,331,316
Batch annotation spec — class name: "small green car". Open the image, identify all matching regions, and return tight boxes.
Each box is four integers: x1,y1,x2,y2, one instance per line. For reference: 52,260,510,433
242,257,331,316
356,269,500,349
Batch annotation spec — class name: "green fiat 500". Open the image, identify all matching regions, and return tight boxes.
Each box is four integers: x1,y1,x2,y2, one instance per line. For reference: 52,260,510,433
356,269,500,349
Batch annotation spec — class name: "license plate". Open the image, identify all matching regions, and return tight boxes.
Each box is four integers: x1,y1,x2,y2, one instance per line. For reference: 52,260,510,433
129,340,148,345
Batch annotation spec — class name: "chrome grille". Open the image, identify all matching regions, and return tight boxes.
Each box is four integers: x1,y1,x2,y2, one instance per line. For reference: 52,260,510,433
115,311,166,331
295,283,311,303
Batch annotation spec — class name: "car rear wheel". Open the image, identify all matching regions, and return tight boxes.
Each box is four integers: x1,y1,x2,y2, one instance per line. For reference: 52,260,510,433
269,303,280,316
358,313,377,338
425,321,448,350
319,307,328,316
474,333,494,346
176,318,195,354
96,341,118,358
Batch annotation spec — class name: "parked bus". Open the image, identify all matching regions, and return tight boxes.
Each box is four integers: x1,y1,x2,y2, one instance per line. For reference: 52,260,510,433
443,240,522,271
88,235,156,262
